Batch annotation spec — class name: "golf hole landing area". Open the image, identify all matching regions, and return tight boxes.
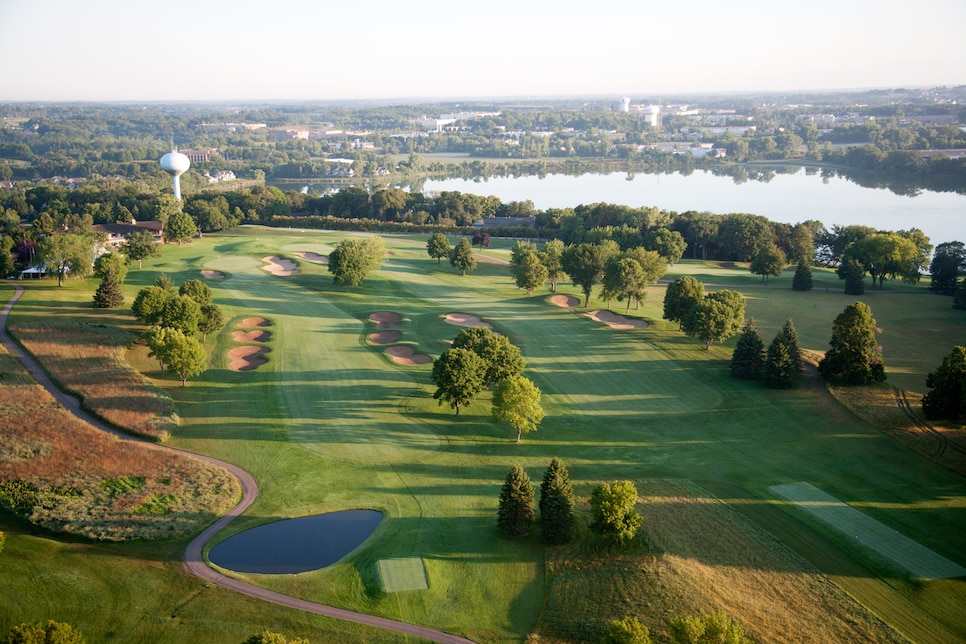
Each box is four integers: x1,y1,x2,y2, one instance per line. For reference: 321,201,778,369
377,557,429,593
770,482,966,580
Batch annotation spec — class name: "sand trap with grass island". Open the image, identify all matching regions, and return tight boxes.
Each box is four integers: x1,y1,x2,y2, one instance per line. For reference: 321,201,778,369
294,251,329,264
369,331,402,345
369,312,402,328
550,294,580,308
585,310,649,329
261,256,298,276
239,317,272,328
201,269,226,280
384,346,432,365
444,313,492,329
228,346,270,372
233,330,271,343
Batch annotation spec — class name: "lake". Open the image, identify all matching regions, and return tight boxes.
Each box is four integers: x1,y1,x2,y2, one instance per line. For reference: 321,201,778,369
418,169,966,246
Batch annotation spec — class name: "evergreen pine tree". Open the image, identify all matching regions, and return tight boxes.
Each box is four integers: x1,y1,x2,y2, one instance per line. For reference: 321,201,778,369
840,258,865,295
731,320,766,380
497,464,534,538
765,335,796,389
93,269,124,308
778,318,803,374
539,457,575,545
792,260,813,291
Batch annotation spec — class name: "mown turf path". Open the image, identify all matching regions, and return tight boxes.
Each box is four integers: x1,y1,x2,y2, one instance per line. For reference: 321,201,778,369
0,281,475,644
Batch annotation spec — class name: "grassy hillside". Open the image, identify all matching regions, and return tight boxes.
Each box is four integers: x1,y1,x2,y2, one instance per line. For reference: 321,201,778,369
2,228,964,643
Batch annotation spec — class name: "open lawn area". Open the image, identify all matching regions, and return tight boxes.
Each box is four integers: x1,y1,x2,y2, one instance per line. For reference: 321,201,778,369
2,228,965,643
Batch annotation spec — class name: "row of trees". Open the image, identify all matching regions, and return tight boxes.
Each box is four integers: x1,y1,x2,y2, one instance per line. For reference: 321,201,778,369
731,319,803,389
498,460,643,548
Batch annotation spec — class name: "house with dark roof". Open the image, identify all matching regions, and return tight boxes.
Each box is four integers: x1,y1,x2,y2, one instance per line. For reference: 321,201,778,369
93,221,164,248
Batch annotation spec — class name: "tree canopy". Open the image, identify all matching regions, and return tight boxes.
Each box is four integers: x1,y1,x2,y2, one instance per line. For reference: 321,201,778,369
663,276,704,329
431,347,486,415
37,233,95,286
922,346,966,424
124,228,160,268
749,243,787,283
818,302,886,385
497,464,535,538
492,376,545,442
451,327,525,387
328,236,385,290
681,289,745,350
562,241,618,307
426,232,451,264
590,480,642,546
449,237,477,275
165,210,197,245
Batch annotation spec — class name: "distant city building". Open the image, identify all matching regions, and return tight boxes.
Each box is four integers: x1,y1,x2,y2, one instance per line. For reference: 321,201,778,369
182,149,214,163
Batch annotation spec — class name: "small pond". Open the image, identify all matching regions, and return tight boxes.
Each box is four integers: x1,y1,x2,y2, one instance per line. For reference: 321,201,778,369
208,510,383,574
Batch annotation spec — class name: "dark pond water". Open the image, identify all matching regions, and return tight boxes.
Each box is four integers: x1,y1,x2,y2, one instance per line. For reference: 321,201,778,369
208,510,383,574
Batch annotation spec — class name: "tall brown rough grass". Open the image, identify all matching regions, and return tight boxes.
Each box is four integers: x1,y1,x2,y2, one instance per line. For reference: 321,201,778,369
0,349,239,541
535,480,904,644
10,322,177,441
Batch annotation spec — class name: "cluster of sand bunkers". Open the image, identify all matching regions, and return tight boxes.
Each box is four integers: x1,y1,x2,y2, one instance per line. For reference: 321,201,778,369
221,252,647,372
368,312,432,365
227,318,272,372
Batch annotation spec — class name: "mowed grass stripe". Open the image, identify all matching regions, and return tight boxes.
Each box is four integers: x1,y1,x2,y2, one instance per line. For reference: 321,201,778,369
770,482,966,580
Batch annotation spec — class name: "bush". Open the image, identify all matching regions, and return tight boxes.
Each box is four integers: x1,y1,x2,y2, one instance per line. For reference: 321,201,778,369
601,616,651,644
590,480,642,546
668,611,751,644
4,620,85,644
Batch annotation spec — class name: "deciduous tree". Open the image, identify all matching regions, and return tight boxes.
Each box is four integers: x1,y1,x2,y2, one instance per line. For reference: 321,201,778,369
451,327,525,387
602,616,651,644
929,241,966,295
922,346,966,424
749,243,787,283
590,480,642,546
450,237,477,275
513,250,548,296
562,241,618,307
492,376,544,442
472,231,491,250
328,236,386,290
540,239,565,292
198,303,225,341
431,347,486,415
165,332,208,386
131,286,172,325
497,464,534,537
37,233,94,286
426,233,451,264
124,228,160,268
161,294,202,336
663,276,704,329
4,620,85,644
93,252,128,283
818,302,886,385
165,210,197,245
681,290,745,350
668,611,751,644
179,278,213,306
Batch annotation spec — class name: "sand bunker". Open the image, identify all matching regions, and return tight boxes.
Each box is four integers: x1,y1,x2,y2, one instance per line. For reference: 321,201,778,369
585,310,649,330
233,330,271,343
294,251,329,264
201,269,226,279
369,311,402,328
261,256,298,276
239,317,272,328
227,346,270,372
384,346,432,365
444,313,492,329
369,331,402,345
550,294,579,308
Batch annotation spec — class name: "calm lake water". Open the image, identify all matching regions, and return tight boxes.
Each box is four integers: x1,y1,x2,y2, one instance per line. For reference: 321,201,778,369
420,169,966,246
208,510,382,574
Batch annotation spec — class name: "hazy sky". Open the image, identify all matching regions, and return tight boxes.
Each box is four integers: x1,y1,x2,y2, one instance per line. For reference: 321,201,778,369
2,0,964,102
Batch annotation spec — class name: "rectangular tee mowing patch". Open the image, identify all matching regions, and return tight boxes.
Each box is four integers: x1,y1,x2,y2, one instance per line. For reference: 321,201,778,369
378,557,429,593
770,481,966,580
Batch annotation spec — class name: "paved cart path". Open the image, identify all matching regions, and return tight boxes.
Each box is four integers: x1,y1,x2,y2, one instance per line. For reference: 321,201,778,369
0,281,475,644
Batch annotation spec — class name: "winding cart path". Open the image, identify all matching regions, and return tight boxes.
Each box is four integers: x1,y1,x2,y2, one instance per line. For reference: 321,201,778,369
0,281,474,644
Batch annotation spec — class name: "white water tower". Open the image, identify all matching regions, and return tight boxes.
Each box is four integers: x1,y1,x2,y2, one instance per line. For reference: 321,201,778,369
160,150,191,201
621,97,631,113
643,105,660,128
